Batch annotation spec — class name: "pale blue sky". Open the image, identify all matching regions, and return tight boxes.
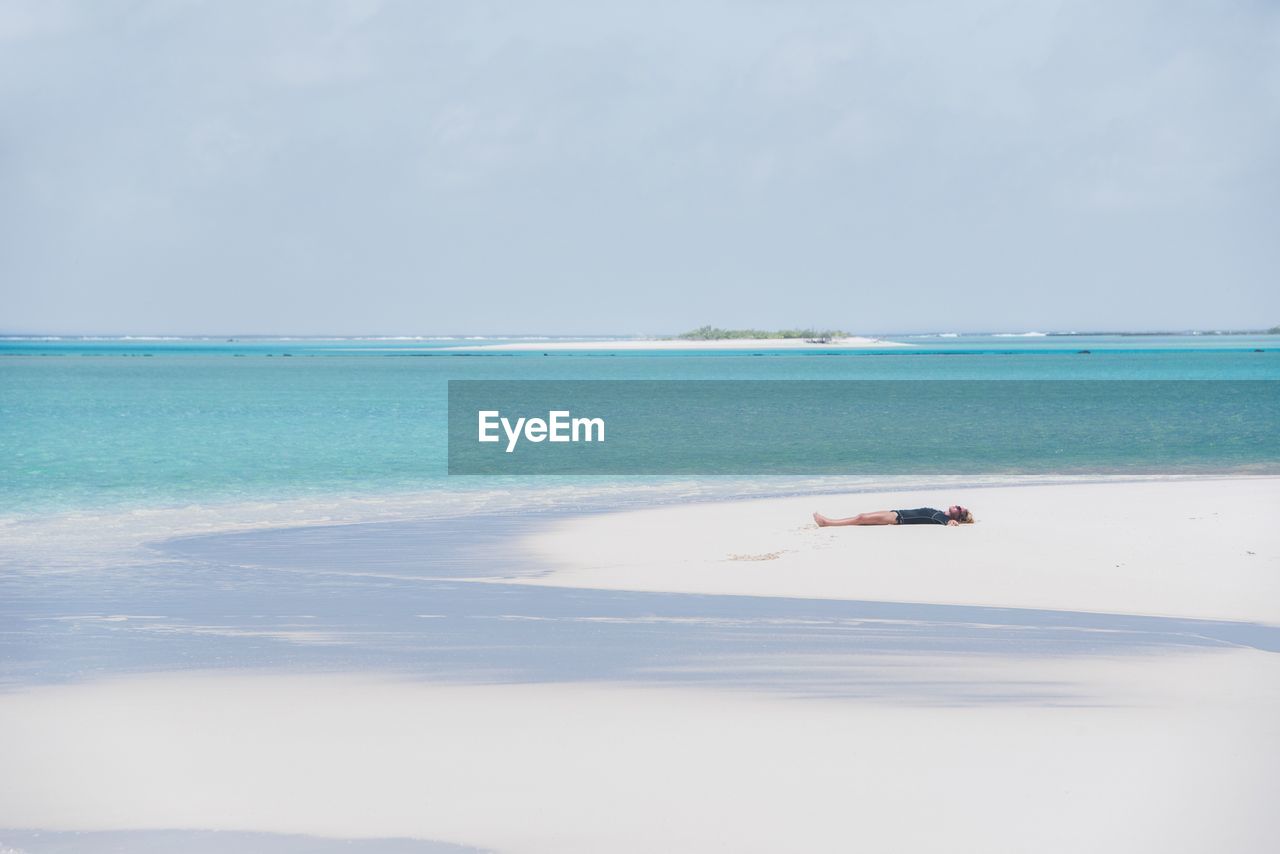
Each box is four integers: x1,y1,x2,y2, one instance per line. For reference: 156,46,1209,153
2,0,1277,335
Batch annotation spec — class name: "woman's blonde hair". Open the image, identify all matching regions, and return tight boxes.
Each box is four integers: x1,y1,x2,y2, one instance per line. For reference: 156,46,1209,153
959,508,975,524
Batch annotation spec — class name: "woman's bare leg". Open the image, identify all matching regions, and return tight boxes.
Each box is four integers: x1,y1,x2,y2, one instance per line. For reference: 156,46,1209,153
813,510,897,527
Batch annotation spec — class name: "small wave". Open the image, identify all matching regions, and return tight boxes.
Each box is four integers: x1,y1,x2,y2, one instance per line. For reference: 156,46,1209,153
992,332,1047,338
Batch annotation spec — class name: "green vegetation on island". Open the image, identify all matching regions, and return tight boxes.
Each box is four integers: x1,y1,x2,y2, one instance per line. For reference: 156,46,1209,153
674,326,852,342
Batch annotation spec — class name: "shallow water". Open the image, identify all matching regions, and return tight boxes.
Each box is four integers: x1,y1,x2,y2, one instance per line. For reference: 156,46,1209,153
4,506,1274,705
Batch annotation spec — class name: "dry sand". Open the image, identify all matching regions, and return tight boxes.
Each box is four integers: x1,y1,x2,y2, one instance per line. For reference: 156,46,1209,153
2,477,1277,853
520,477,1280,625
3,655,1278,854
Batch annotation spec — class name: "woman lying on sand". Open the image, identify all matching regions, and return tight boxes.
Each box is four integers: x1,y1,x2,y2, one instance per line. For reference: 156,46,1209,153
813,505,974,528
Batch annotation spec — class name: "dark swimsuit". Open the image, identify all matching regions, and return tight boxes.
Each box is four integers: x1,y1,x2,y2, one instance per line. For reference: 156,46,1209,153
894,507,950,525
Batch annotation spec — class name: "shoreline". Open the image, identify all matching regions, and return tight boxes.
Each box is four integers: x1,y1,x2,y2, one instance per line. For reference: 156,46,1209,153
6,472,1273,572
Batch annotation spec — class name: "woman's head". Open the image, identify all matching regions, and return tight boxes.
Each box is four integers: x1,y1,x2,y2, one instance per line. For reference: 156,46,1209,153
947,504,974,523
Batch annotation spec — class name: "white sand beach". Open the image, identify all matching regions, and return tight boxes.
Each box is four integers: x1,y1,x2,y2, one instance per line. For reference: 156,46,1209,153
520,477,1280,625
3,653,1278,853
440,336,910,351
2,477,1278,853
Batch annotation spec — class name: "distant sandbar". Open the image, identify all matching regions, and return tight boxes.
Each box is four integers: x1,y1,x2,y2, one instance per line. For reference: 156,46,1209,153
441,336,910,351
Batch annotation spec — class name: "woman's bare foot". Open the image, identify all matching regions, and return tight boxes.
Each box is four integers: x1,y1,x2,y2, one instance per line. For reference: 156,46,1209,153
813,512,831,527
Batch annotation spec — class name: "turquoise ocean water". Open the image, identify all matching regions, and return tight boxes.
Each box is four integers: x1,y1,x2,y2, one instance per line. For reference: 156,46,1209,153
2,334,1278,515
3,335,1278,698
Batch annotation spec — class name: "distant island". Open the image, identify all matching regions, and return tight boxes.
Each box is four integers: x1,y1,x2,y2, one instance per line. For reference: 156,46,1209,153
673,326,853,343
438,328,907,351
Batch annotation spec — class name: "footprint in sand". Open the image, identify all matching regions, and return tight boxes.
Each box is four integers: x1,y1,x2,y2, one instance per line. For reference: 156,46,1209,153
728,551,784,561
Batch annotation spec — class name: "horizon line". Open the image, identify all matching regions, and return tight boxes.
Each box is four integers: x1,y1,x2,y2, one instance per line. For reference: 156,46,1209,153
1,328,1277,340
